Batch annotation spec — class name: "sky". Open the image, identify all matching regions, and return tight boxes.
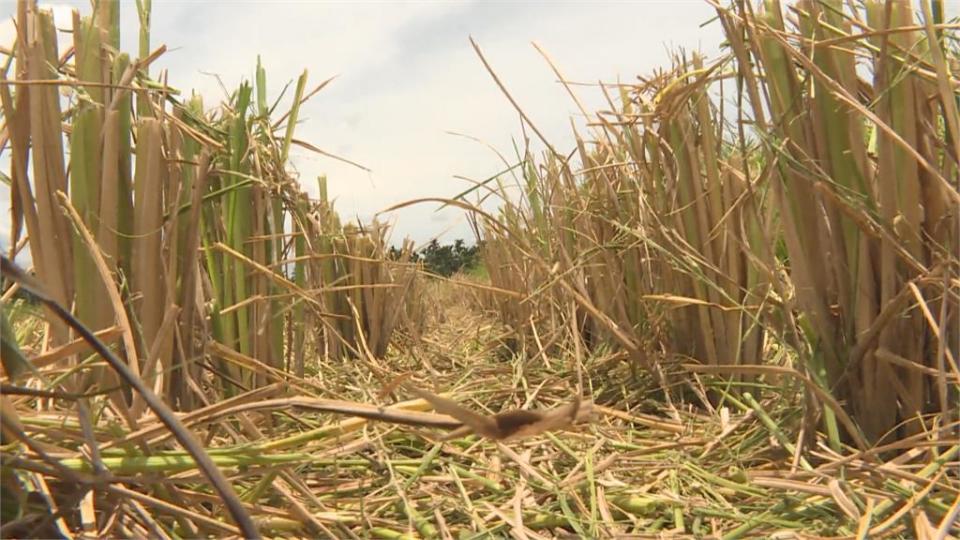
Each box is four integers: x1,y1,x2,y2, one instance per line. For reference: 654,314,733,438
0,0,725,248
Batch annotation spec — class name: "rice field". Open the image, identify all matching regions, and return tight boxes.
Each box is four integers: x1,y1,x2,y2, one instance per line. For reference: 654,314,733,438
0,0,958,538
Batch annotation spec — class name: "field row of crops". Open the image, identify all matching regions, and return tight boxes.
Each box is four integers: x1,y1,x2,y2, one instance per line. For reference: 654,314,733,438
0,0,957,538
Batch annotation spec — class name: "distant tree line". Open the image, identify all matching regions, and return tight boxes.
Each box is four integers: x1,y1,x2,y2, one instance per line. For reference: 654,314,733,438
389,239,482,277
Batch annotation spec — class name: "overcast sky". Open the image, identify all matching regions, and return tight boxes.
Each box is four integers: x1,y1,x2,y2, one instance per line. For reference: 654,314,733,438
1,0,725,247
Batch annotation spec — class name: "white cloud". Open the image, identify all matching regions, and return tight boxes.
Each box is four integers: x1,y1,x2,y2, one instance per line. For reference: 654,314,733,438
1,0,727,246
0,17,14,51
282,1,724,244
